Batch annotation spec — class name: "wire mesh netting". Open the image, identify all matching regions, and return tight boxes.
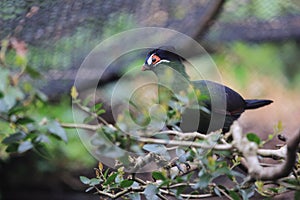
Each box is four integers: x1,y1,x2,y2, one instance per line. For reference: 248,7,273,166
1,0,300,44
0,0,299,97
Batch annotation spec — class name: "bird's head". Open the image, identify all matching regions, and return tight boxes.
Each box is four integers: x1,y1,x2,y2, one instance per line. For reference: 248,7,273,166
141,46,189,80
141,46,184,71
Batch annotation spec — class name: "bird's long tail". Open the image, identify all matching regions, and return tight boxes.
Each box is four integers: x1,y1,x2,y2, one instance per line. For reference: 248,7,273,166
245,99,273,109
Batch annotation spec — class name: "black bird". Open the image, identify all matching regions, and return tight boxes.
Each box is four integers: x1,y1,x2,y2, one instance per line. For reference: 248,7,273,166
141,46,273,134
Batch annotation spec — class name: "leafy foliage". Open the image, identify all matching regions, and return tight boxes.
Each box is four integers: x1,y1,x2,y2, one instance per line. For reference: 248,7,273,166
0,38,67,157
72,88,300,199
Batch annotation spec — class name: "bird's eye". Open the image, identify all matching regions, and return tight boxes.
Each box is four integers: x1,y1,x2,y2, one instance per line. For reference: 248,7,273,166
151,54,161,65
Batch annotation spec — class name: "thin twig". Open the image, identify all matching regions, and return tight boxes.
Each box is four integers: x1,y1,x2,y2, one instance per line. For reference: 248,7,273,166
161,182,196,189
133,176,147,185
157,193,169,200
155,130,215,140
213,184,235,200
161,189,214,199
94,185,145,199
61,123,102,131
73,101,109,126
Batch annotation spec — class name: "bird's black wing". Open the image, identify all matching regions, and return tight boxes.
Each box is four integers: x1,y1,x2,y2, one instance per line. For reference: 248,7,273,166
191,80,246,115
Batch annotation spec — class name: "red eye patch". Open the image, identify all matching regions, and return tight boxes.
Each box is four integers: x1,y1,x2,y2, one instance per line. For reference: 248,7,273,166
151,54,161,65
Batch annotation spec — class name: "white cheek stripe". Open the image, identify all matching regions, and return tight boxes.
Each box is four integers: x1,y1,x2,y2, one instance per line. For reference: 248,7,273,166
154,59,170,66
147,54,154,65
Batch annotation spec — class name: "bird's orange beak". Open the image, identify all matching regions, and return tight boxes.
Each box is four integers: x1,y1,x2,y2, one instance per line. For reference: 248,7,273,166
141,64,150,71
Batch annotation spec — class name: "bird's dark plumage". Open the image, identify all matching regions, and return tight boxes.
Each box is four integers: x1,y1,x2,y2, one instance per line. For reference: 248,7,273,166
245,99,273,110
142,46,273,133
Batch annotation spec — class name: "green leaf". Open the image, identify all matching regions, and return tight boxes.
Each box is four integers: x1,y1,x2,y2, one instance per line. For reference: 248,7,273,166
127,193,141,200
4,87,25,110
16,117,35,125
103,168,109,178
214,150,231,157
240,186,255,200
48,120,67,142
92,103,103,112
80,176,91,185
282,178,300,186
8,105,27,115
268,187,279,193
96,109,106,115
246,133,261,145
34,143,52,158
214,187,222,197
229,190,241,200
104,173,118,185
89,178,101,186
144,184,159,200
152,171,166,181
25,65,41,78
18,141,33,153
120,180,134,188
35,134,50,143
195,174,212,189
5,143,18,153
175,185,187,197
194,173,211,189
83,116,95,124
2,132,26,144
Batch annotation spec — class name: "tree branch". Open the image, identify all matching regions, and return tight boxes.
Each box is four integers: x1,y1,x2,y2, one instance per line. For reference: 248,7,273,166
155,130,218,140
231,121,300,181
61,122,102,131
136,136,232,150
61,122,288,159
257,145,287,159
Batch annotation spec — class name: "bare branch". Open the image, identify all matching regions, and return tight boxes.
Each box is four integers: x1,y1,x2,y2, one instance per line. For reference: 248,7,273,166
94,185,145,199
155,130,219,140
257,146,287,159
136,136,232,150
231,121,300,181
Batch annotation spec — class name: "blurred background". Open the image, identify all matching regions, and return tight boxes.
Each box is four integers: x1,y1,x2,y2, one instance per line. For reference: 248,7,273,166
0,0,300,199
